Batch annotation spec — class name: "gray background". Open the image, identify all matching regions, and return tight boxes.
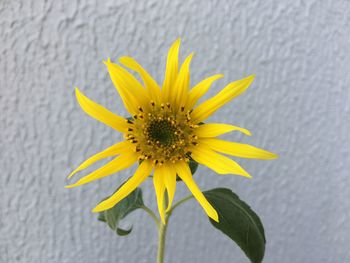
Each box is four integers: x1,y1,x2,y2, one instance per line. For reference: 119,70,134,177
1,0,350,262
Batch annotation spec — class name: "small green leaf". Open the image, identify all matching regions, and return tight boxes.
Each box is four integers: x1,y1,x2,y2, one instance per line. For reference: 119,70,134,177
97,212,106,222
98,188,144,236
116,227,133,236
204,188,266,263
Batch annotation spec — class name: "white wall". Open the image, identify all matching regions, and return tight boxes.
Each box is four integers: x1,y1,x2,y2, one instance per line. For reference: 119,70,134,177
1,0,350,262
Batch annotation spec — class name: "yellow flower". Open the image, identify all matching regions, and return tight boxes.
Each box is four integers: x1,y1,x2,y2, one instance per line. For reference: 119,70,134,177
66,39,277,224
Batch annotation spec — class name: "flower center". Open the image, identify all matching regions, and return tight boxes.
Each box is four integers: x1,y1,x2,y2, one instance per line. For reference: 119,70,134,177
124,102,198,164
146,120,178,147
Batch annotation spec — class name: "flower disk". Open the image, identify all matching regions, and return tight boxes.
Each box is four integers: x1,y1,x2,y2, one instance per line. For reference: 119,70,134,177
127,103,197,164
67,39,278,224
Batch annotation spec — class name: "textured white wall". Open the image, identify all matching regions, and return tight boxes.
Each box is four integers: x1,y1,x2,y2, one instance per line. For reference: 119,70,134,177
1,0,350,262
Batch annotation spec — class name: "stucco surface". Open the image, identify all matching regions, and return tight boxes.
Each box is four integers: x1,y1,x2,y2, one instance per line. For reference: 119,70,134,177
1,0,350,262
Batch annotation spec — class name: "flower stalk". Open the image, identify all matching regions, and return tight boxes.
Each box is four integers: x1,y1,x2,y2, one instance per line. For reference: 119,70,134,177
157,214,168,263
141,205,160,228
156,195,193,263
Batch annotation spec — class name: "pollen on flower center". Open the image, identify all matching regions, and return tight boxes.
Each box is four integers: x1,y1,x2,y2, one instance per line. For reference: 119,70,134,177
124,101,198,164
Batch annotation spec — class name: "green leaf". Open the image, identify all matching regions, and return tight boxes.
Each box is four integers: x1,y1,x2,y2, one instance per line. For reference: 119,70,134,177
204,188,266,263
97,212,106,222
116,227,133,236
98,188,144,236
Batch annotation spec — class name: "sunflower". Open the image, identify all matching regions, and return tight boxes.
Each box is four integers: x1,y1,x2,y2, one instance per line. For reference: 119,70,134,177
66,39,277,223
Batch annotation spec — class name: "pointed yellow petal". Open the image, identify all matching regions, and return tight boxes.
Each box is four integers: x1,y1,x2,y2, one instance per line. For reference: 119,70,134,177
190,144,251,178
65,152,138,188
67,141,132,179
200,138,278,160
172,53,194,110
104,59,150,114
191,75,255,123
92,160,153,212
161,164,177,212
75,88,129,132
153,166,166,224
119,56,161,104
175,161,218,222
186,74,224,110
162,39,181,103
195,123,251,138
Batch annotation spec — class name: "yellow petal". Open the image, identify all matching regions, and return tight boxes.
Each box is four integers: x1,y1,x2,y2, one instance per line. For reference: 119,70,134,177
65,152,138,188
172,53,194,110
191,75,255,123
175,161,219,222
92,160,153,212
190,144,251,178
75,88,129,132
153,165,166,224
200,138,278,159
162,39,181,103
195,123,251,138
104,59,149,114
119,56,162,105
67,141,132,179
161,164,177,212
186,74,224,110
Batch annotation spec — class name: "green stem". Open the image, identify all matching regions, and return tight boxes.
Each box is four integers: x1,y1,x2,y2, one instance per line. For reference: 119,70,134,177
141,205,160,228
157,214,168,263
168,195,193,214
157,195,193,263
